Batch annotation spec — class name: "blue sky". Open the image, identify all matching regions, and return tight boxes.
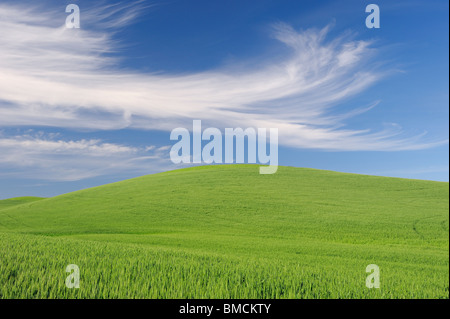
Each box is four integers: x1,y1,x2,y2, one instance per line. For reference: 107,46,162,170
0,0,448,199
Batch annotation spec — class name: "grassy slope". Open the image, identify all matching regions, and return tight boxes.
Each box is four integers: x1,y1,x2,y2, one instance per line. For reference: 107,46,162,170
0,165,448,298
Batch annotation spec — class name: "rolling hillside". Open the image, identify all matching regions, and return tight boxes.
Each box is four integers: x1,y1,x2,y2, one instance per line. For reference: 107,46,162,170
0,165,448,298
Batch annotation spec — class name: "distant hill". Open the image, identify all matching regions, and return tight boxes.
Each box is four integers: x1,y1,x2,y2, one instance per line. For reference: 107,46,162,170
0,196,44,210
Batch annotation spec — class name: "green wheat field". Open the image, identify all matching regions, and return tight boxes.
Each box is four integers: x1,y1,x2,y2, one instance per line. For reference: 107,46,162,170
0,165,448,298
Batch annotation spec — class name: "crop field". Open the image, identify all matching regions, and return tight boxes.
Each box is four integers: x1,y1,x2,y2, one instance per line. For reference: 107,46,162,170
0,165,448,298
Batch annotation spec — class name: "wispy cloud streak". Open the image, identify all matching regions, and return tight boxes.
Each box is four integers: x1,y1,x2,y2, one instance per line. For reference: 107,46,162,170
0,2,447,152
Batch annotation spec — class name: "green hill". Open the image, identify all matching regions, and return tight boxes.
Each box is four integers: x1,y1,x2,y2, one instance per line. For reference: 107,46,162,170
0,165,448,298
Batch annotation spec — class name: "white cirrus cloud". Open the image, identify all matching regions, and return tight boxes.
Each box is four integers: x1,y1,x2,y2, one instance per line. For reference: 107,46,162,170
0,1,447,155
